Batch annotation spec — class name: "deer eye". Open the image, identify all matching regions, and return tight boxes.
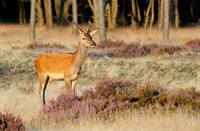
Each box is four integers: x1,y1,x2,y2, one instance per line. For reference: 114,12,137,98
82,38,86,40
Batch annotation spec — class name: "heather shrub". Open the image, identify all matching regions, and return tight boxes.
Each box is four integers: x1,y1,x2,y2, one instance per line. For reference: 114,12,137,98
96,40,183,58
27,41,66,50
168,88,200,111
130,84,165,108
0,112,25,131
82,80,136,102
88,52,114,57
122,44,151,57
185,39,200,52
42,79,200,122
97,40,123,49
149,44,182,55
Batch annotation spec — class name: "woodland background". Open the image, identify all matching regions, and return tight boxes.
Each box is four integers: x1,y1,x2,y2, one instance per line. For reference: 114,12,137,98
1,0,200,29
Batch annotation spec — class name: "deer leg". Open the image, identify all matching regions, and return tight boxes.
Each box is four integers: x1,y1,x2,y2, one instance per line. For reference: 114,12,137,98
38,74,53,105
72,79,77,95
65,78,71,93
38,74,46,103
42,75,50,105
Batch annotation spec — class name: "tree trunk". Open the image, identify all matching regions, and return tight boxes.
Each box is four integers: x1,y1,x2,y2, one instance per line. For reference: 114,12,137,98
98,0,107,41
136,0,141,23
18,0,26,24
36,0,44,26
88,0,98,27
93,0,98,25
109,0,118,29
131,0,137,28
144,0,155,28
174,0,179,28
131,0,141,28
158,0,164,29
30,0,36,41
54,0,62,24
144,0,152,28
44,0,53,28
63,0,72,24
107,5,112,29
150,0,155,28
72,0,78,33
54,0,72,24
163,0,170,40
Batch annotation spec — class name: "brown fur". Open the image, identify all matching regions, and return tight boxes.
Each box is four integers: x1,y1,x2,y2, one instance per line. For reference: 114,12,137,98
35,28,97,105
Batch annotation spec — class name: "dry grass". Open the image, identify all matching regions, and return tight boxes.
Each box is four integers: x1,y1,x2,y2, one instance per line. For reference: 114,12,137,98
70,111,200,131
0,24,200,130
1,24,200,50
28,111,200,131
0,86,200,131
108,27,200,45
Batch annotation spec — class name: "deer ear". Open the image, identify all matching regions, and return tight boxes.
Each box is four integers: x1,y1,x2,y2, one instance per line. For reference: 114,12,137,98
89,29,98,36
77,29,84,38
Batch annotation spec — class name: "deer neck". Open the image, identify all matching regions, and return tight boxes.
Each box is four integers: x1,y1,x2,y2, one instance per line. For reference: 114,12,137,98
73,42,88,67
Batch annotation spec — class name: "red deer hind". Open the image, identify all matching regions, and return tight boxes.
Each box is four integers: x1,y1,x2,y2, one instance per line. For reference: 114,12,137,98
35,22,98,105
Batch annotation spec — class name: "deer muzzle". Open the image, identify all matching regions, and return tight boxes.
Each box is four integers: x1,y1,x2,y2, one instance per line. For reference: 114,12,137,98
91,41,96,47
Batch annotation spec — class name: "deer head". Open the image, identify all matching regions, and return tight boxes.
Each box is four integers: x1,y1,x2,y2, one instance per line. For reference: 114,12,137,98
73,22,98,48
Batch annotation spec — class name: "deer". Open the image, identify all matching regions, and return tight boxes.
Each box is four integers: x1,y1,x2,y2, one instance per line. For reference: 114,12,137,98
35,22,98,105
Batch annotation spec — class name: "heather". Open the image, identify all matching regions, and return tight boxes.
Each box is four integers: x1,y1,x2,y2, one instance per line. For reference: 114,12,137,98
90,39,200,58
26,41,66,53
185,39,200,52
42,79,200,122
0,112,25,131
25,39,200,58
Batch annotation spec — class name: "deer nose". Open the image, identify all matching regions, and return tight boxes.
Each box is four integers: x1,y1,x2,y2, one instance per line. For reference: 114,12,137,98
91,41,96,47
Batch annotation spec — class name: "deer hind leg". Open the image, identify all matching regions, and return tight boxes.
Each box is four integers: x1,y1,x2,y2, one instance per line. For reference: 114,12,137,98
42,75,50,105
72,80,77,95
64,78,71,93
38,75,46,102
38,74,52,105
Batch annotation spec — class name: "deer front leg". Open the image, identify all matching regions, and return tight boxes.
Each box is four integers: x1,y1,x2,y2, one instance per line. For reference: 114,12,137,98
72,80,77,95
65,78,71,93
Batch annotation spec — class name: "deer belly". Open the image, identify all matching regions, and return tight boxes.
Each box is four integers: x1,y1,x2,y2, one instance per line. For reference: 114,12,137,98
48,73,64,80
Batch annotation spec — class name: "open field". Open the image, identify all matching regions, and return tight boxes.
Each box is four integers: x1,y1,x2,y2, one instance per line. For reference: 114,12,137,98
1,24,200,49
0,24,200,130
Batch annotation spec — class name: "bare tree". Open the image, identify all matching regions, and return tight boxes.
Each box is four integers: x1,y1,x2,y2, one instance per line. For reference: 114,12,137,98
30,0,36,41
72,0,78,33
36,0,44,26
174,0,179,28
88,0,98,27
54,0,72,24
18,0,26,24
131,0,141,28
158,0,164,29
163,0,170,40
44,0,53,28
98,0,107,41
107,0,118,30
144,0,155,28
